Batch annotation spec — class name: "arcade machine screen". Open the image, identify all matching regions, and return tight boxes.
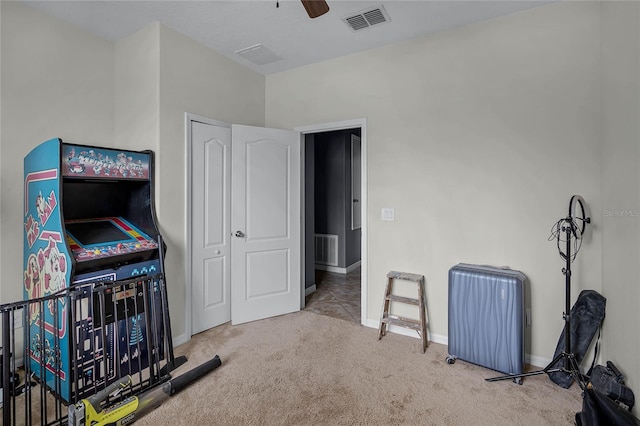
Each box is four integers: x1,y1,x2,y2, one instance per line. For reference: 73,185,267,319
65,217,159,272
66,220,132,247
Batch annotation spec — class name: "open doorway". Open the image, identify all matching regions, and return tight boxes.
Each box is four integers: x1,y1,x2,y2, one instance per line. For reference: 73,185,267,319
300,124,365,324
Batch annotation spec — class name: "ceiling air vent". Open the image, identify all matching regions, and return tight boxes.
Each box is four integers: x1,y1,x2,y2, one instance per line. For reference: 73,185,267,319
235,44,282,66
343,5,390,32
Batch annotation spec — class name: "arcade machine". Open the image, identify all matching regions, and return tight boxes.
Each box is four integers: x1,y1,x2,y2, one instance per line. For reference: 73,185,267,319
23,138,172,403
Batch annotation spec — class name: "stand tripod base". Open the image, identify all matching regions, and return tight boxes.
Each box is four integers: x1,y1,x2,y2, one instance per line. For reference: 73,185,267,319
160,355,189,376
486,351,586,389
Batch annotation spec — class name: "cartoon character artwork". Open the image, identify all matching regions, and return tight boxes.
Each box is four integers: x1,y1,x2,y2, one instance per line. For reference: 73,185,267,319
66,147,85,174
35,192,46,219
24,185,62,323
61,145,150,180
41,237,67,296
24,252,43,322
35,190,57,226
23,236,68,388
24,139,75,401
23,237,68,324
41,237,67,319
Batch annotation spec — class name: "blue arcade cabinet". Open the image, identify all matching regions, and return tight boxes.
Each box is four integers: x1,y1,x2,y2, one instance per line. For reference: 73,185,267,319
23,138,167,402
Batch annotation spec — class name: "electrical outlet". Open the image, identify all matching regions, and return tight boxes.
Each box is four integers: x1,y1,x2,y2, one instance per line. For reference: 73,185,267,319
13,313,23,329
381,208,395,221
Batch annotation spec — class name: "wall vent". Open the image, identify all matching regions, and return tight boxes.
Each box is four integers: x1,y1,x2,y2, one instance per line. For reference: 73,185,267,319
343,5,390,32
315,234,338,266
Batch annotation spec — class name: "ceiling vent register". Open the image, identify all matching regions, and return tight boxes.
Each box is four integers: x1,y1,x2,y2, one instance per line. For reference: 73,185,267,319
343,5,390,32
234,44,283,66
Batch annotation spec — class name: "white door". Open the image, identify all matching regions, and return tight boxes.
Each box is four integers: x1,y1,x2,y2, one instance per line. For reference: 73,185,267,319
191,121,231,333
231,124,301,325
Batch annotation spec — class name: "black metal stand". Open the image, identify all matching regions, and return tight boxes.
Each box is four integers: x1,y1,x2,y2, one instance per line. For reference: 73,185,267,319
157,235,188,376
486,214,587,387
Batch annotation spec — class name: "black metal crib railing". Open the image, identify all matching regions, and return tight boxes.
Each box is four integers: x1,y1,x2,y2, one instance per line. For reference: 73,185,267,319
1,273,176,425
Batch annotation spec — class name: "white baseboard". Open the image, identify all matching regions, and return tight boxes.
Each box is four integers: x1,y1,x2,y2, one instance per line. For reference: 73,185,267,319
364,318,447,346
173,332,189,347
526,354,551,369
316,260,361,275
305,284,317,296
346,260,361,273
364,318,549,367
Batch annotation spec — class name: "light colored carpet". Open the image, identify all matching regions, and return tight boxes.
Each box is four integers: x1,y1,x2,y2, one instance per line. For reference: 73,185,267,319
136,311,582,426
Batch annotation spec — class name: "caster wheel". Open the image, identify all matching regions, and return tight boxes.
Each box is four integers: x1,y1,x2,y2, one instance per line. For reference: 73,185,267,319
514,377,523,385
446,356,456,365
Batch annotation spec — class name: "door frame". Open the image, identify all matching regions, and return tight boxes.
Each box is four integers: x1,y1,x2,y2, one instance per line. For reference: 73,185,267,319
295,118,368,325
184,115,369,341
184,112,231,341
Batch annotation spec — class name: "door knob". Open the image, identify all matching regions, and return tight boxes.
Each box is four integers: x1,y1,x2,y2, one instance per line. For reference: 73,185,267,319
235,231,245,238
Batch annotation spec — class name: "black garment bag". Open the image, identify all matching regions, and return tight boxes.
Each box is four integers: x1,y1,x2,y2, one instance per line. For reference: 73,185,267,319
576,388,640,426
547,289,606,388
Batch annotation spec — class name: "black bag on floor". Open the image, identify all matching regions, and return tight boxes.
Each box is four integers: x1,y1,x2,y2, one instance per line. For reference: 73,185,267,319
590,361,635,410
547,289,606,388
576,388,640,426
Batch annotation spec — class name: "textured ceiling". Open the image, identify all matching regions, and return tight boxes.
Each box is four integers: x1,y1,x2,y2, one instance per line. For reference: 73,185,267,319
21,0,554,75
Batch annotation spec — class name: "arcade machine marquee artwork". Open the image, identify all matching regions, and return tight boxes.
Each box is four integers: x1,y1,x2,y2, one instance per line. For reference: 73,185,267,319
23,138,165,403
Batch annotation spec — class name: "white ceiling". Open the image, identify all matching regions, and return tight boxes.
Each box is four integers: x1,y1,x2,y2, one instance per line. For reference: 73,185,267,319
21,0,554,75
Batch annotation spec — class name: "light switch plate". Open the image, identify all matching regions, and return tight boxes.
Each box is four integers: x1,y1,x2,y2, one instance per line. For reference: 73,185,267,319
381,208,395,221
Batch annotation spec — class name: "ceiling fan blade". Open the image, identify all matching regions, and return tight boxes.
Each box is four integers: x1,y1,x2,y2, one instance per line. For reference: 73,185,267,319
301,0,329,19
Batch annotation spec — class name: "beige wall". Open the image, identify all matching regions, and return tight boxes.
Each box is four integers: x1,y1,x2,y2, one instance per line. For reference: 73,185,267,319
266,1,603,367
114,22,161,153
0,2,114,303
600,0,640,399
156,25,265,340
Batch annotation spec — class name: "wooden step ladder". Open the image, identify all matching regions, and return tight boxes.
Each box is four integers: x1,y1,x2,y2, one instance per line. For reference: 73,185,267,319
378,271,428,353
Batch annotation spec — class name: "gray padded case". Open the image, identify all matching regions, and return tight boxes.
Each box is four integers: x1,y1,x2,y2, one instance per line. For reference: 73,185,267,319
447,263,526,375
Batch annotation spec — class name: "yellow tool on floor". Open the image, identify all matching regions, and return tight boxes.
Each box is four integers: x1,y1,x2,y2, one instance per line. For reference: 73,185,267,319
68,355,221,426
